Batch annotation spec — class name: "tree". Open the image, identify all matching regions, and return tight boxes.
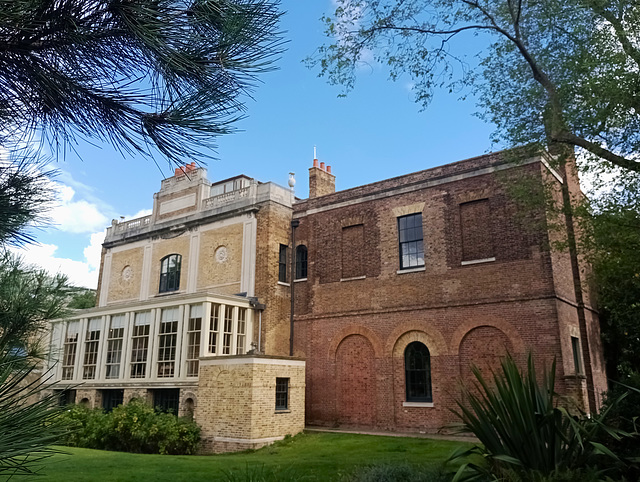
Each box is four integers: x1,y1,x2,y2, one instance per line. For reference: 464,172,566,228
311,0,640,175
582,183,640,380
0,252,71,476
67,288,97,310
312,0,640,389
0,252,71,355
0,0,283,164
0,0,283,474
0,157,57,248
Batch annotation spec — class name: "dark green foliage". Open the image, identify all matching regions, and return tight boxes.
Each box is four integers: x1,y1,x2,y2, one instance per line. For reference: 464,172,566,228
59,399,201,455
582,185,640,380
0,252,71,358
598,374,640,480
347,463,451,482
67,288,96,309
0,359,68,477
0,0,283,165
0,158,57,248
451,354,625,481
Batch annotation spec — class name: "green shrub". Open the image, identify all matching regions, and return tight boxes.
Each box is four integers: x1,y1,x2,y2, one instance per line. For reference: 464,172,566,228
450,354,626,481
59,399,200,455
347,463,451,481
59,403,109,449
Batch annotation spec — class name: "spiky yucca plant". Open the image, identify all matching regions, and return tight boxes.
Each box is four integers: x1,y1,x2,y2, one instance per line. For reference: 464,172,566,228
450,354,625,481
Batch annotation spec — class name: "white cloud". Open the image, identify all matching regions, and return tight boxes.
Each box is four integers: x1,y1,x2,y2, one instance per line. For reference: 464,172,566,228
50,184,110,233
127,209,152,221
15,209,152,290
13,233,104,289
84,231,106,271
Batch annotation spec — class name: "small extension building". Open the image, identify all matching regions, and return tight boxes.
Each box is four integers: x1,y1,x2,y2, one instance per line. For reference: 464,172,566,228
46,151,607,451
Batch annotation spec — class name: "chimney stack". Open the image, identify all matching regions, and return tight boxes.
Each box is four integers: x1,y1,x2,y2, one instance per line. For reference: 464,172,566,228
174,162,198,177
309,157,335,198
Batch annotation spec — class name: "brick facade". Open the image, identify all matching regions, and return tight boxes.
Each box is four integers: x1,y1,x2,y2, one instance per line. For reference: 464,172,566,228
292,152,607,432
48,151,607,448
197,356,305,453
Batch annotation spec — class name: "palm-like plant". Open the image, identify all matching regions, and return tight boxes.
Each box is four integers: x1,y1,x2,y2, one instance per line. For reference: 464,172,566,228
451,354,625,481
0,359,67,477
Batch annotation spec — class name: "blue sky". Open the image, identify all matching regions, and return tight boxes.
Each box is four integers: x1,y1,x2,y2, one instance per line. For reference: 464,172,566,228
17,1,497,288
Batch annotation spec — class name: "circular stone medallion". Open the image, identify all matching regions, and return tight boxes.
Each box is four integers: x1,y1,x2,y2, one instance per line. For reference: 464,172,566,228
215,246,228,263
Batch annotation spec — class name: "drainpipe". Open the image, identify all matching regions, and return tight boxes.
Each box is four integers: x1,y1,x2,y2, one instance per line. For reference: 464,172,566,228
290,219,300,356
258,311,262,354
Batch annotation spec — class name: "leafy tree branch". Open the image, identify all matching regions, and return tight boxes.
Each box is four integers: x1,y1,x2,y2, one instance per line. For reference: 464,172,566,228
311,0,640,174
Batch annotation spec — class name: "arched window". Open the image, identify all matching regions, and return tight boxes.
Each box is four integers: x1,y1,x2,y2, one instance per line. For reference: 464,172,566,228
159,254,181,293
405,342,432,402
295,245,308,279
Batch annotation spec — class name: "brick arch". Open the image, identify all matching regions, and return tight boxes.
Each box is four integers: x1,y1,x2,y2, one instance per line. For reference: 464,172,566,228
458,325,515,386
450,317,525,356
181,391,197,418
335,334,377,426
181,390,197,408
328,325,383,360
386,324,448,357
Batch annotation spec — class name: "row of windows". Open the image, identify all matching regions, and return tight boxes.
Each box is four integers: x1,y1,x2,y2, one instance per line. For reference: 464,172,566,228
55,383,288,414
61,304,248,381
280,202,497,282
55,388,187,416
402,336,585,403
157,202,491,290
278,213,425,284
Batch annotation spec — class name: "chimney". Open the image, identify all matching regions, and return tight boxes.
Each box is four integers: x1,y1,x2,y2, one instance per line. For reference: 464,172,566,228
309,158,335,198
175,163,198,177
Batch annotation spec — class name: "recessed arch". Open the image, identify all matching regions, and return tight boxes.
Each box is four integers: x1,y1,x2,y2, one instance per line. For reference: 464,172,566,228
328,325,383,360
450,317,524,356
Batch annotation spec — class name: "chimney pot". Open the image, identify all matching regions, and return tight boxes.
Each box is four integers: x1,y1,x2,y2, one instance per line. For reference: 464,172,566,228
313,159,319,168
175,168,181,176
327,165,332,174
320,162,325,170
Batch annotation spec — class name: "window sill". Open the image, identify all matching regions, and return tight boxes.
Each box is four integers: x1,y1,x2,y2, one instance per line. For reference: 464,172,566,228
155,290,182,297
275,409,291,414
461,257,495,266
563,373,586,380
277,281,290,287
340,275,366,282
293,278,307,283
403,402,434,408
397,266,425,274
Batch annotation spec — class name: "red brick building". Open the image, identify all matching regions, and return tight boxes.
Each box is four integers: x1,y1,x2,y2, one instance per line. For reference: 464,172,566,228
291,151,606,432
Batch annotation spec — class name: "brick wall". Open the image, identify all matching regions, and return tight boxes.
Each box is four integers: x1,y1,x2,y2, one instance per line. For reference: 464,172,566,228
107,247,144,303
254,202,293,356
293,152,604,431
196,356,305,453
196,223,244,292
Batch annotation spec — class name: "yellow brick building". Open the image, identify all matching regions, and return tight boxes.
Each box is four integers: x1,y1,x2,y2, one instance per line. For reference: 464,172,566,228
47,164,304,453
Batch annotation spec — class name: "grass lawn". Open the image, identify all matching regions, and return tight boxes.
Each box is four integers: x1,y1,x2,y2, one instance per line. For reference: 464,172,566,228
21,432,472,481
